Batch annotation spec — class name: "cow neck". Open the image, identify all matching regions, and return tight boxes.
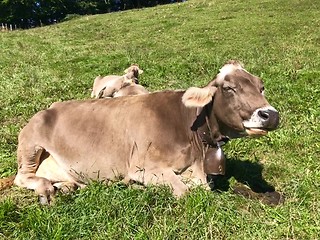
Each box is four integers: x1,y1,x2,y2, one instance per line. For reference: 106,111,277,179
191,102,229,148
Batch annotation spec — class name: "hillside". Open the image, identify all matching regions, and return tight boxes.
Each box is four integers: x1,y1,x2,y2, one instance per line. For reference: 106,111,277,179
0,0,319,239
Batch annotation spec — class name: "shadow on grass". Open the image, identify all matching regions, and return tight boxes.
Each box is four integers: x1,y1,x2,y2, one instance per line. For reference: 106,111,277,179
209,158,284,205
211,158,275,192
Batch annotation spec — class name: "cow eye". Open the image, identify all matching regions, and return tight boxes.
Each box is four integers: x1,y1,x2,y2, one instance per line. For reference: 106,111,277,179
260,86,265,95
222,86,236,93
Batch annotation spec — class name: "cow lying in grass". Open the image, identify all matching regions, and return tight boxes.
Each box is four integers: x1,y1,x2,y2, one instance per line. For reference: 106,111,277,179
1,60,279,204
112,82,149,97
91,64,148,98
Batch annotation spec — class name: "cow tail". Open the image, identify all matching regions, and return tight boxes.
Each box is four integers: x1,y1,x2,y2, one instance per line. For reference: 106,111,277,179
0,175,16,190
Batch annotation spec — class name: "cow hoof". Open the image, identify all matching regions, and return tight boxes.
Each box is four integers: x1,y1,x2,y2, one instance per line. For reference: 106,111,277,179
53,182,78,194
38,194,52,205
36,184,56,205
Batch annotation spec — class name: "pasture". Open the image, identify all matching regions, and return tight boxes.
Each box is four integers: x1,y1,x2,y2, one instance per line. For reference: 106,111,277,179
0,0,319,239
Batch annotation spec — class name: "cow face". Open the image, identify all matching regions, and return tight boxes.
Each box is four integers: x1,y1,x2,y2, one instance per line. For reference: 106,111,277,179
212,62,279,137
182,61,279,138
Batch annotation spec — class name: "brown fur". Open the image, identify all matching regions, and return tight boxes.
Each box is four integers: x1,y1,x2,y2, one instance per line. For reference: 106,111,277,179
113,84,149,97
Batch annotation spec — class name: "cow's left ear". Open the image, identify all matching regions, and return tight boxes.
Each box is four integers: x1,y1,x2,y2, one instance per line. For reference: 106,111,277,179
182,86,217,107
98,87,107,98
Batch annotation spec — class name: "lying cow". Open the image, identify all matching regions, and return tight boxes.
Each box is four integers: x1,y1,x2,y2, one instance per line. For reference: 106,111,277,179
113,82,149,97
91,64,147,98
7,60,279,204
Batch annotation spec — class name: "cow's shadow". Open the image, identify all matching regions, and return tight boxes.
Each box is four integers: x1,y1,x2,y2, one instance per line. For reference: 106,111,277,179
208,158,284,205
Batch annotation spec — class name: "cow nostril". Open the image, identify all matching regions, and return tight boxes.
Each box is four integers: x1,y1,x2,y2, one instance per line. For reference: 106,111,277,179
258,110,269,121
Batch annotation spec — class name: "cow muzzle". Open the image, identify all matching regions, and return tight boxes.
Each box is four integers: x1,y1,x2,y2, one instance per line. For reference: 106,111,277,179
242,106,280,136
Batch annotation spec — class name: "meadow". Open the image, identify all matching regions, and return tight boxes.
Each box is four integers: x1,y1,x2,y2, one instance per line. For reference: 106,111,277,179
0,0,319,239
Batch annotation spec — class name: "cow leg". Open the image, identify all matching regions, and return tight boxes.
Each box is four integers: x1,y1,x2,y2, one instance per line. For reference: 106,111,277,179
52,182,79,193
36,154,86,193
14,146,55,204
180,162,210,190
129,168,189,197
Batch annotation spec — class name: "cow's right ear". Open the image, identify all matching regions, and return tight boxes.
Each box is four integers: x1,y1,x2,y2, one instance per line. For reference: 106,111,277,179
182,86,217,107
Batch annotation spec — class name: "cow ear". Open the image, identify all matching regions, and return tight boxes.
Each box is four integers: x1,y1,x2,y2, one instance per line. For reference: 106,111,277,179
124,67,131,74
138,69,143,74
182,86,217,107
98,86,117,98
97,87,106,98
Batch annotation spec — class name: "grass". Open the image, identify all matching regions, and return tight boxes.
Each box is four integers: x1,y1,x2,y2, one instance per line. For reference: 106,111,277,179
0,0,319,238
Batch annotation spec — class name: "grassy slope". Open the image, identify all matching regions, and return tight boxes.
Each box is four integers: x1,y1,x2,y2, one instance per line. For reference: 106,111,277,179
0,0,319,238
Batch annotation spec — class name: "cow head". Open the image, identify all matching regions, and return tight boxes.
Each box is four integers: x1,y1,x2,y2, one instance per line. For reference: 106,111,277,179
182,60,279,139
124,64,143,83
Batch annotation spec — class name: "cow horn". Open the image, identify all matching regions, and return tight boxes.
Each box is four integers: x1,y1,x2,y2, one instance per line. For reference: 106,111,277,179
182,86,217,107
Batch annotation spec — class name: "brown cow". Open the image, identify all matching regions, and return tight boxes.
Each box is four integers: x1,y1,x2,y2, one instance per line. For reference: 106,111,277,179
91,64,146,98
4,61,279,204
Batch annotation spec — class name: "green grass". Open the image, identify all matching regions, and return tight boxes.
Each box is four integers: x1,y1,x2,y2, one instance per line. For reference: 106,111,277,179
0,0,319,239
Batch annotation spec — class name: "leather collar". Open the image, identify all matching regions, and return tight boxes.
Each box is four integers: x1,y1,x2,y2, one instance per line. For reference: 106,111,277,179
191,104,229,148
